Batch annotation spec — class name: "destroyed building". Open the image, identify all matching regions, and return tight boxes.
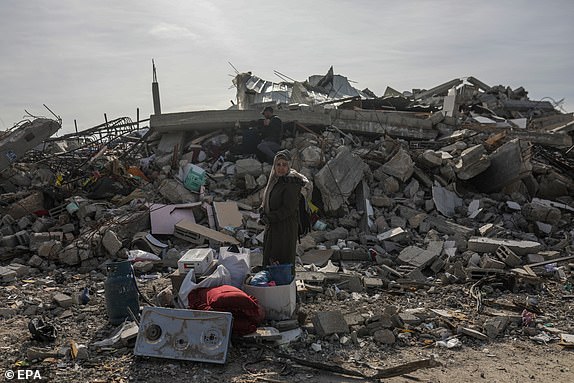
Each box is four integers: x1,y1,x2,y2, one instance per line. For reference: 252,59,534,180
0,66,573,381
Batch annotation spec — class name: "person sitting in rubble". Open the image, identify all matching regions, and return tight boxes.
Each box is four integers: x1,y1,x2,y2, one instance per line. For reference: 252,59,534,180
260,150,312,278
256,106,282,163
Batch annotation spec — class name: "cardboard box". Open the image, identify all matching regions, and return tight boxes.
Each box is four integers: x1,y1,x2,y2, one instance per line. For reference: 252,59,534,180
169,269,190,294
243,279,296,321
178,248,214,275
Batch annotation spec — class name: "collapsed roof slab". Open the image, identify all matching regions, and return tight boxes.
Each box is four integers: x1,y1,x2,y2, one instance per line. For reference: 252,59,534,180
331,109,438,140
414,78,463,100
150,110,331,133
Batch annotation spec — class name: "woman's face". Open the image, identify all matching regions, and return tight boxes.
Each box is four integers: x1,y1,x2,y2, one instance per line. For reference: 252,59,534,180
274,159,289,176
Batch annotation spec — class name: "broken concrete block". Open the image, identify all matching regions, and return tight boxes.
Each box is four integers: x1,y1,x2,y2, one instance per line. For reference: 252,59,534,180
471,139,532,193
506,201,521,210
235,158,263,177
314,147,367,213
6,263,30,277
244,174,257,190
398,312,422,326
256,174,267,187
455,144,491,180
432,186,463,218
381,176,400,194
398,246,425,267
37,240,63,259
380,148,414,182
390,216,406,228
31,218,51,233
120,322,140,346
418,150,443,168
374,216,389,233
77,204,97,220
60,223,75,233
403,179,420,198
495,245,521,267
102,231,122,256
405,268,426,281
312,311,350,337
28,254,44,268
398,241,443,268
363,277,384,288
15,230,30,246
157,179,198,204
483,317,509,339
324,227,349,242
162,248,181,269
29,232,63,251
535,221,553,235
2,234,19,248
479,255,506,269
0,266,17,282
377,227,408,243
366,314,394,331
478,223,497,236
4,191,44,219
343,312,365,327
300,145,322,167
521,202,561,225
468,237,542,256
59,245,80,265
53,293,73,308
408,213,427,229
373,329,396,344
342,276,364,292
0,225,15,236
17,216,33,230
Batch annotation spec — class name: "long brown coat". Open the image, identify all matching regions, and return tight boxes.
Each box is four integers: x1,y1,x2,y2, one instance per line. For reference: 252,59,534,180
262,175,302,267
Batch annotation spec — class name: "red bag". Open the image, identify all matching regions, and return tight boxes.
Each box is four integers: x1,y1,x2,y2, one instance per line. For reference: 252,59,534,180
188,285,265,335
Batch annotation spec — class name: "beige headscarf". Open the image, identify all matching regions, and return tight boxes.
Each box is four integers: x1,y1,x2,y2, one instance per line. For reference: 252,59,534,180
261,150,312,215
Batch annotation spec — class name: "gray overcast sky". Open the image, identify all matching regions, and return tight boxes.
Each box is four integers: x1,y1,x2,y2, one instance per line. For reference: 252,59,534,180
1,0,573,133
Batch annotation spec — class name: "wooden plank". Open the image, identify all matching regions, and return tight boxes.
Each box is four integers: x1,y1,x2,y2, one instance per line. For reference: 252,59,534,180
174,219,239,245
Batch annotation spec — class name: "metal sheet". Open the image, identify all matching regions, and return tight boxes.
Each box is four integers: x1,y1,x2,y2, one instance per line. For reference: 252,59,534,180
134,307,232,364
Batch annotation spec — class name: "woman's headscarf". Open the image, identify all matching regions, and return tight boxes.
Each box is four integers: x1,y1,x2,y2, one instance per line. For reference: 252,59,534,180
261,150,312,215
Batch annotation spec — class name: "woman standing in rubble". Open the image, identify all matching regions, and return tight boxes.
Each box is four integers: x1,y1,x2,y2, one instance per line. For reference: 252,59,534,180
261,150,312,275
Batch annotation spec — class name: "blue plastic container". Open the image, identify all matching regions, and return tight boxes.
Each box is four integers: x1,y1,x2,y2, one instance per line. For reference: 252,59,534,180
266,264,293,286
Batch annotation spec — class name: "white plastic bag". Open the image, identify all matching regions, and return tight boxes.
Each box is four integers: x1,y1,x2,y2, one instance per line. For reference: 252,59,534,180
219,255,249,288
127,250,161,263
177,265,231,308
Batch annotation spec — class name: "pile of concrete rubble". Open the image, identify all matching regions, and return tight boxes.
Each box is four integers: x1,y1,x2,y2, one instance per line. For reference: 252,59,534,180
1,69,573,376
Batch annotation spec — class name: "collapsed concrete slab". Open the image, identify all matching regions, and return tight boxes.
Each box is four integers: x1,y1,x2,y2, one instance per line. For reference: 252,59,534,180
467,237,542,256
471,139,533,193
314,147,368,213
380,148,414,182
331,109,438,140
432,186,463,218
0,119,61,172
150,109,331,133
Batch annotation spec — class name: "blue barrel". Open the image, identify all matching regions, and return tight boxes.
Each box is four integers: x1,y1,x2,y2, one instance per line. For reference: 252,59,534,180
104,261,140,325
